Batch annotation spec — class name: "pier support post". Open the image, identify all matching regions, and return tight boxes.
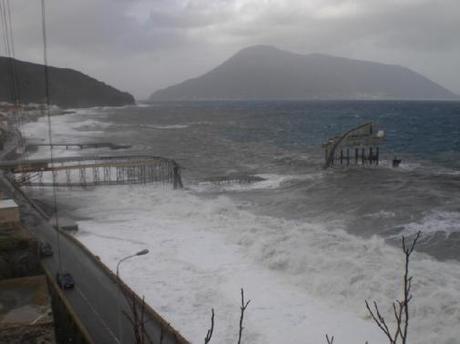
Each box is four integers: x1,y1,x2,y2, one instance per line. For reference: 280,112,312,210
79,168,86,186
52,170,58,185
173,163,183,189
65,169,71,187
93,167,99,185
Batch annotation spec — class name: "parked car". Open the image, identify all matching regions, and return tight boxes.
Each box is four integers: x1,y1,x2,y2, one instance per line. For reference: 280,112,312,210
56,272,75,289
39,241,53,257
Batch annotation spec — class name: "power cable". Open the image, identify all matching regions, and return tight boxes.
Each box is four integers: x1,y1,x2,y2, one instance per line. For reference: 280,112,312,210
5,0,24,144
41,0,63,273
0,1,15,105
0,0,25,154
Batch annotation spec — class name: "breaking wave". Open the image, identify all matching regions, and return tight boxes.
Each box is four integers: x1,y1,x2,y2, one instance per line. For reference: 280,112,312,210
44,185,460,344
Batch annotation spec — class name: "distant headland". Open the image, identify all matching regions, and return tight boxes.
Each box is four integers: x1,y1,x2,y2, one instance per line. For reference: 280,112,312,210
149,45,458,101
0,57,135,108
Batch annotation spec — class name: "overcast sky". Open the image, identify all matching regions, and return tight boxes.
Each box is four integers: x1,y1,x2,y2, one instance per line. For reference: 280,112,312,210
8,0,460,99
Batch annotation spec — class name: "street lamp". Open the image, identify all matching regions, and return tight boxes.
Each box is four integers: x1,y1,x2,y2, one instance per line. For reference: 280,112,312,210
116,249,149,277
116,249,149,343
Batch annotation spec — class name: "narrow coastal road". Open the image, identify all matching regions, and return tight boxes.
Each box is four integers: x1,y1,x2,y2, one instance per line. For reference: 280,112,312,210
0,175,189,344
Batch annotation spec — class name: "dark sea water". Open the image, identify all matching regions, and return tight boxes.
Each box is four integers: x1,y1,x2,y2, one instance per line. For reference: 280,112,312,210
89,100,460,261
25,100,460,343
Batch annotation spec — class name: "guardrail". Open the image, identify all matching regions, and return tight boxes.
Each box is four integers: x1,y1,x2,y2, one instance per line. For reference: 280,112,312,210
0,174,94,343
62,230,190,344
41,263,95,344
0,174,190,344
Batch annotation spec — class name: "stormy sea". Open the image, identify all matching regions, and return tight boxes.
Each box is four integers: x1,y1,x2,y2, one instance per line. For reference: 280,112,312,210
24,100,460,344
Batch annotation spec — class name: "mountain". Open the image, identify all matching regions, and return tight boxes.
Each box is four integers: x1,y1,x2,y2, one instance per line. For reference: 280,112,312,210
0,57,135,108
150,45,457,101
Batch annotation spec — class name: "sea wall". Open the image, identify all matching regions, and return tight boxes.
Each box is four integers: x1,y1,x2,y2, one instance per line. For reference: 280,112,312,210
1,171,189,344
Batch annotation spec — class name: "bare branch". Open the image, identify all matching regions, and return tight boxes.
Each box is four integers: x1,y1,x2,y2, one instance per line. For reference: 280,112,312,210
122,291,154,344
365,300,394,343
402,231,421,256
237,288,251,344
325,334,334,344
392,302,403,342
204,308,215,344
365,231,421,344
401,231,420,344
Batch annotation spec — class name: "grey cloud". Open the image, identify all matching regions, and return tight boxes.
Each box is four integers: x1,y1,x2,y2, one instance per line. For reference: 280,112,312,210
147,2,233,29
6,0,460,98
215,0,460,53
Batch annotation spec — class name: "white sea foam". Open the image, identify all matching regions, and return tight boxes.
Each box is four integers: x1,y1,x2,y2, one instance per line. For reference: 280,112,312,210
72,119,111,132
364,210,397,219
21,105,460,344
41,185,460,344
135,103,151,108
403,210,460,236
140,124,190,130
192,173,324,192
21,110,111,161
377,159,423,172
22,114,108,144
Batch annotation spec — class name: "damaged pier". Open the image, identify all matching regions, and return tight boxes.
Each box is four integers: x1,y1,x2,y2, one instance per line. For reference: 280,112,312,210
323,122,385,169
0,155,183,189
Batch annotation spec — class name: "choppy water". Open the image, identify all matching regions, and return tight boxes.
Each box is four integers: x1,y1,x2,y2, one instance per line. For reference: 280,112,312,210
24,100,460,343
84,100,460,261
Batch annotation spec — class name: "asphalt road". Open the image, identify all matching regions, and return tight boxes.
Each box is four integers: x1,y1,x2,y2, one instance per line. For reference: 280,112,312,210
1,176,188,344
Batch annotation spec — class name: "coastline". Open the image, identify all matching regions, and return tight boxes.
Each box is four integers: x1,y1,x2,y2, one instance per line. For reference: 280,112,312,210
10,102,460,344
0,106,190,344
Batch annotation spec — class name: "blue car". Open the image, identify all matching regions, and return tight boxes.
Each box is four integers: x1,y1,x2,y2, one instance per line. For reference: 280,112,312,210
56,272,75,289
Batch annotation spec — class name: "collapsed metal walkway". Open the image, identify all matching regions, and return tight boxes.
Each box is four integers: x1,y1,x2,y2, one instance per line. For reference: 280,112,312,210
322,122,385,169
0,155,183,189
26,142,130,151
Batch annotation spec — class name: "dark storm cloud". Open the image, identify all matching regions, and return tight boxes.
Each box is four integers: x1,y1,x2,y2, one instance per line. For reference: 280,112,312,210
7,0,460,99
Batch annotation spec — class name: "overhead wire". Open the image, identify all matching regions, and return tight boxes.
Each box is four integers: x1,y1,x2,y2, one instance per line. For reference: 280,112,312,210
0,1,14,104
5,0,24,138
0,2,62,272
0,0,25,154
40,0,63,273
2,0,64,272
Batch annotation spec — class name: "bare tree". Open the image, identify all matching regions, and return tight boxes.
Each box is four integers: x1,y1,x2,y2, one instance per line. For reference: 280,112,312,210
123,291,154,344
365,231,421,344
325,232,421,344
237,288,251,344
201,289,251,344
204,308,215,344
